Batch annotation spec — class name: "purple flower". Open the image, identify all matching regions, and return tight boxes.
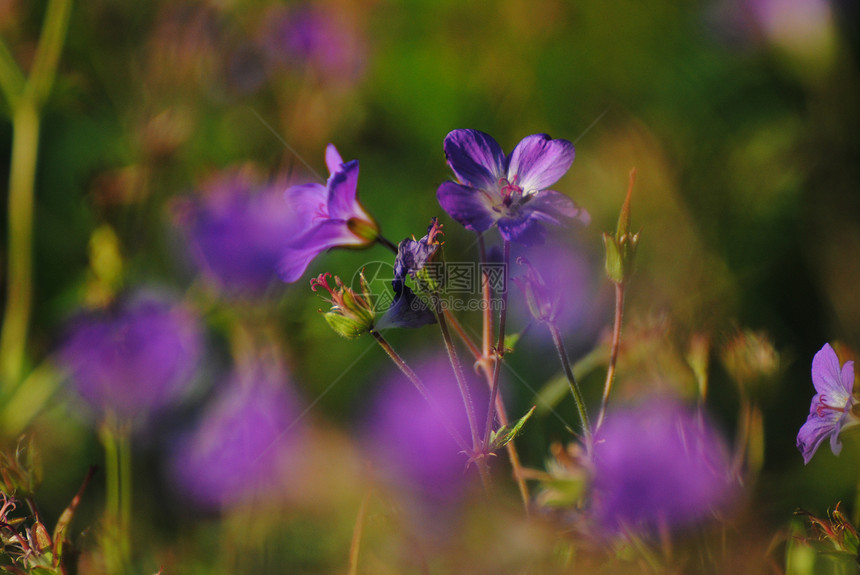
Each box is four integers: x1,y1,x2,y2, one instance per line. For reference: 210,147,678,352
279,144,379,282
436,129,589,245
375,219,441,330
364,355,487,500
175,167,295,296
797,343,858,464
167,362,304,509
591,398,735,534
59,293,203,420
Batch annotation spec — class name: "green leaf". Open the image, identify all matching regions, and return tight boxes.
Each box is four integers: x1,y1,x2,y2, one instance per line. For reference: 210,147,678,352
503,332,520,353
489,406,535,452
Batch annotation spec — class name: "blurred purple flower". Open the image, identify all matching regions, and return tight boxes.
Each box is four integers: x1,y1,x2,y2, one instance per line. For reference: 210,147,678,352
591,398,735,534
797,343,858,464
279,144,379,282
168,362,304,510
262,4,366,81
175,167,295,296
510,240,598,340
437,129,588,245
59,293,202,420
364,356,487,500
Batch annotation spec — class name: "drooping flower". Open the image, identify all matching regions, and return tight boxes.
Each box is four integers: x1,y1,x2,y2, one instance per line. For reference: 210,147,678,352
591,397,735,534
59,292,203,420
797,343,858,464
279,144,379,282
175,167,295,296
436,129,589,245
375,218,441,330
167,361,304,510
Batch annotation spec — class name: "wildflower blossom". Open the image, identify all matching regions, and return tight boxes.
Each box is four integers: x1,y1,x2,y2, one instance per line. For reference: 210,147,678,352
59,292,202,420
591,397,735,533
175,167,294,296
797,343,858,464
436,129,588,245
168,362,304,509
279,144,378,282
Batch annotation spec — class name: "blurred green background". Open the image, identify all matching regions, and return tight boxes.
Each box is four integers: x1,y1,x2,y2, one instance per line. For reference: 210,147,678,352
2,0,860,572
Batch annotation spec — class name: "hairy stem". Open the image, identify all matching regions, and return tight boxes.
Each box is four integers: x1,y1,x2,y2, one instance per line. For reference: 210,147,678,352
595,281,626,434
548,322,591,447
434,304,490,489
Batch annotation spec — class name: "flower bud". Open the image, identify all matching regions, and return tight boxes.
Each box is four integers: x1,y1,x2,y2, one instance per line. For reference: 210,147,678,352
603,169,640,284
311,271,375,338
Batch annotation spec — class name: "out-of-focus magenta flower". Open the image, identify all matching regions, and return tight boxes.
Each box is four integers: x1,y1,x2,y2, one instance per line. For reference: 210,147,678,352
591,398,735,534
262,3,366,81
167,362,304,510
437,130,588,245
279,144,379,282
59,292,203,420
175,167,295,296
364,356,487,500
797,343,858,464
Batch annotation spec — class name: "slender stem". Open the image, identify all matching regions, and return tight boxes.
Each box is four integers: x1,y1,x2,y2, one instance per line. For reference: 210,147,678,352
595,281,626,434
25,0,73,106
0,101,40,390
370,329,470,454
477,234,493,361
434,303,490,489
0,0,72,393
0,36,25,109
442,309,482,361
376,234,398,254
482,240,510,449
348,488,373,575
99,414,131,575
548,322,591,446
478,237,530,509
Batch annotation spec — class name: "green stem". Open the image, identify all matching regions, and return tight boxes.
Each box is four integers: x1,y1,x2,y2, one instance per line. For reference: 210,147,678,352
594,281,626,434
0,0,73,394
0,37,24,109
25,0,74,106
99,414,131,575
548,322,591,447
376,234,398,254
0,100,40,390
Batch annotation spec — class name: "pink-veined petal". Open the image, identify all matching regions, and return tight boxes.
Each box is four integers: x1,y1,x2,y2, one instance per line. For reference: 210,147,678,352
436,181,498,233
508,134,575,193
443,129,506,190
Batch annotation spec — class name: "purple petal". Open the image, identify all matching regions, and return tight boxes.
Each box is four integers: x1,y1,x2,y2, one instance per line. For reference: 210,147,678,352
278,220,360,282
325,143,344,174
284,182,328,230
842,360,855,395
327,160,365,221
436,181,497,233
812,343,851,397
797,413,837,464
507,134,575,193
526,190,590,226
443,129,506,190
497,215,547,246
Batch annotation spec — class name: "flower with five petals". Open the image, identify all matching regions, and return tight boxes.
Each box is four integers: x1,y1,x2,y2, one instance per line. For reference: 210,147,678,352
436,129,588,245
